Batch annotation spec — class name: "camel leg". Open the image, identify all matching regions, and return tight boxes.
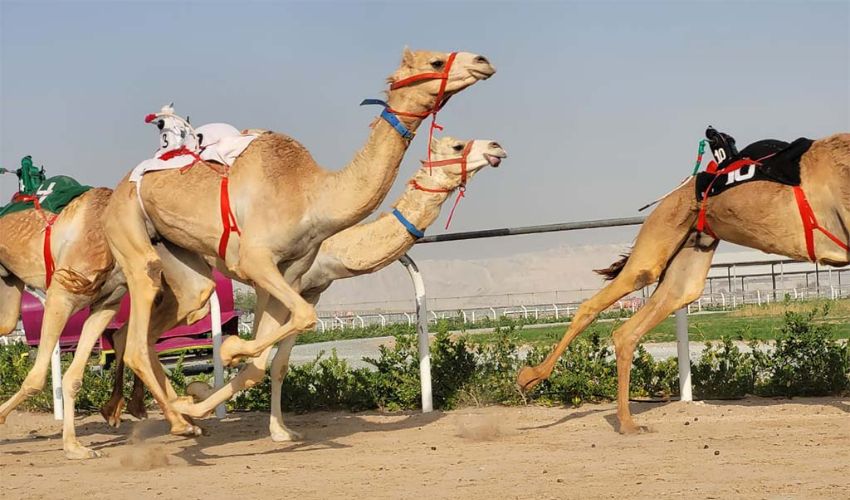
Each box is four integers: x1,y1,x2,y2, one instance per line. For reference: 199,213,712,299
173,294,290,418
62,300,120,459
269,336,300,441
104,198,202,437
219,249,316,365
101,244,214,431
518,186,698,389
0,290,81,423
100,326,129,427
126,371,147,420
0,275,23,335
611,236,716,434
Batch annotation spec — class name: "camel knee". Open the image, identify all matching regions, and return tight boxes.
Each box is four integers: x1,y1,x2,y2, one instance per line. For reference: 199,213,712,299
242,364,266,388
62,376,83,397
292,307,317,332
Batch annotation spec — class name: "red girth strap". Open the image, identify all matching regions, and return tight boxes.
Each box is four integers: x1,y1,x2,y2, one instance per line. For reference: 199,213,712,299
792,185,849,261
218,175,240,260
14,194,58,288
179,161,241,260
388,52,458,164
411,141,471,229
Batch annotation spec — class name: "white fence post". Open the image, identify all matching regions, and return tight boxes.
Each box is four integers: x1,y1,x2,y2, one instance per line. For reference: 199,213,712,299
209,291,226,419
675,308,693,402
51,342,63,421
399,254,433,413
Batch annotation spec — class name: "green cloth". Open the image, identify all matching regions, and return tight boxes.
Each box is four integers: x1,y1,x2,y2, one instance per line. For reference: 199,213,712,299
0,175,92,218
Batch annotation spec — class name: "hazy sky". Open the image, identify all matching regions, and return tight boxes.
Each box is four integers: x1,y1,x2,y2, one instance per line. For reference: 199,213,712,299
2,1,848,261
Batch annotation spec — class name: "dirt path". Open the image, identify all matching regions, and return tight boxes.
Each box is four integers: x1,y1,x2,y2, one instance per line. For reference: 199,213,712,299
1,398,848,499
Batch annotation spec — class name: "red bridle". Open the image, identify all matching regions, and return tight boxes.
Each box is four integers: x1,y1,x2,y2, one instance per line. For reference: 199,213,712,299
409,140,472,229
387,52,458,164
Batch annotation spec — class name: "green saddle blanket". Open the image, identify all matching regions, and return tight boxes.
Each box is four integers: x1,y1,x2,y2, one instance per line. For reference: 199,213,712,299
0,176,92,218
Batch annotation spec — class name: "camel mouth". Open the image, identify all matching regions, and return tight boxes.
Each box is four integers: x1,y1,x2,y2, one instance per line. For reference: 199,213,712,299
469,67,495,80
484,153,503,167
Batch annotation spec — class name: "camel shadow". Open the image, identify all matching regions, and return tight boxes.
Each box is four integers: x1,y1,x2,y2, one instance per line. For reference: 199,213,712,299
698,395,850,414
149,409,445,466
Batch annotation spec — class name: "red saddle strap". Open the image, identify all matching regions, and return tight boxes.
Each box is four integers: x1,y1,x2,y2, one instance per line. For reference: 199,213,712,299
696,157,760,238
14,194,58,288
792,185,849,261
218,174,241,260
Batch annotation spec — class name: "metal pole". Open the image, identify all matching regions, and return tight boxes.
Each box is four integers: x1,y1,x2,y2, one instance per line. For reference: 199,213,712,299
399,254,433,413
416,216,646,243
675,309,692,402
51,342,63,420
209,292,226,419
771,264,776,301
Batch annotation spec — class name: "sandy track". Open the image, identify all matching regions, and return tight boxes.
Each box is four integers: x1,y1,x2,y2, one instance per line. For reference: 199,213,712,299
1,398,848,499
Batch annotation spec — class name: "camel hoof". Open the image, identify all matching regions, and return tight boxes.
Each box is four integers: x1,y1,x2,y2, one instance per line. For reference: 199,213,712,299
516,366,543,391
100,399,125,428
171,423,204,437
270,425,303,442
127,400,148,421
171,396,212,420
65,444,103,460
186,381,215,402
618,422,651,435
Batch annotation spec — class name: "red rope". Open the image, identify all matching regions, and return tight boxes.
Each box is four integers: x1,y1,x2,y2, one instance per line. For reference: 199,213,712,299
793,185,850,261
15,194,58,288
409,141,472,229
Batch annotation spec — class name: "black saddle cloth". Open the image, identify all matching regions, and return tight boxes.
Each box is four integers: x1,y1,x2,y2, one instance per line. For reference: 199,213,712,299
695,137,814,201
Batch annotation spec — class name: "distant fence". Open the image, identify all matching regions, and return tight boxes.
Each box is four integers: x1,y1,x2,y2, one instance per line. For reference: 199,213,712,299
308,259,849,332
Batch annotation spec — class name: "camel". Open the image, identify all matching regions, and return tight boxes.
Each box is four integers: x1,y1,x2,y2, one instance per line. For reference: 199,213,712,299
102,48,495,429
0,186,229,458
154,135,506,440
0,188,123,459
517,132,850,433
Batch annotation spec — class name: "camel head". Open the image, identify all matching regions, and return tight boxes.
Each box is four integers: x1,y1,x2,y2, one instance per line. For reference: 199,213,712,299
412,136,507,190
143,103,199,154
387,48,495,110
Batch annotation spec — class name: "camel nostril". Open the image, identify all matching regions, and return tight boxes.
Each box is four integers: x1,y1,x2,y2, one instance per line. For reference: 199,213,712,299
475,55,490,65
489,141,501,149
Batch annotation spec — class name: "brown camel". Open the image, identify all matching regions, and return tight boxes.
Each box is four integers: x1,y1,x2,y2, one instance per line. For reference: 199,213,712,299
103,49,495,426
0,189,123,459
517,133,850,434
173,136,506,439
0,189,224,457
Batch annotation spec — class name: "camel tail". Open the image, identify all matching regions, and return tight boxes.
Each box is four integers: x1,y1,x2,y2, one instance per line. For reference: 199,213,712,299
594,253,631,281
53,266,111,296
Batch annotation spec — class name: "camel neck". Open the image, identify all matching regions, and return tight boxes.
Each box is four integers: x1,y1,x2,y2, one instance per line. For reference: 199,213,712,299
318,93,432,233
319,180,453,276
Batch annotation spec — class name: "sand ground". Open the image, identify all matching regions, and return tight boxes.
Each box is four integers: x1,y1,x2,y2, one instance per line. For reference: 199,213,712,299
1,398,848,499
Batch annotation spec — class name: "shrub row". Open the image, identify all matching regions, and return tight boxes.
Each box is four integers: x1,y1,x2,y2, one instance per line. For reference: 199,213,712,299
1,308,848,414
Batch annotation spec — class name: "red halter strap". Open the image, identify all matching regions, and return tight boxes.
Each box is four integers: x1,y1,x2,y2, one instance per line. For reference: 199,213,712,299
411,141,471,229
793,185,850,261
14,194,58,288
388,52,458,164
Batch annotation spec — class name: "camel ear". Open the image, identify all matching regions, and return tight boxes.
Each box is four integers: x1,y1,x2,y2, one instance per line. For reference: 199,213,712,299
401,46,415,67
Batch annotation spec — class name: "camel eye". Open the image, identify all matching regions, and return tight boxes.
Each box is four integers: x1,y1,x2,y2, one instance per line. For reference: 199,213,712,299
453,144,464,152
430,60,445,70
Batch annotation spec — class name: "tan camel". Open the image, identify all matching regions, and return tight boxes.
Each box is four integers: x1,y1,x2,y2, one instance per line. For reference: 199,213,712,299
517,133,850,433
0,189,223,458
103,49,495,426
171,136,506,439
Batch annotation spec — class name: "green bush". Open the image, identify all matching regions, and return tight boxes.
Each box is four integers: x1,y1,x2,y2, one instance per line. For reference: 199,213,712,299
2,305,848,416
692,337,756,399
752,307,850,397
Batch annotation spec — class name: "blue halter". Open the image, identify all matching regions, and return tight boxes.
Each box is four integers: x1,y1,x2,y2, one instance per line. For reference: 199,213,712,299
391,208,424,239
360,99,414,140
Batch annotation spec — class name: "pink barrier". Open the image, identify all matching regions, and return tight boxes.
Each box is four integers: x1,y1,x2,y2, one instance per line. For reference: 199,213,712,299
21,270,239,356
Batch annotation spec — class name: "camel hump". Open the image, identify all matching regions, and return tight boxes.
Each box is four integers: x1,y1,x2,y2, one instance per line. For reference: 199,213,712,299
245,131,318,166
